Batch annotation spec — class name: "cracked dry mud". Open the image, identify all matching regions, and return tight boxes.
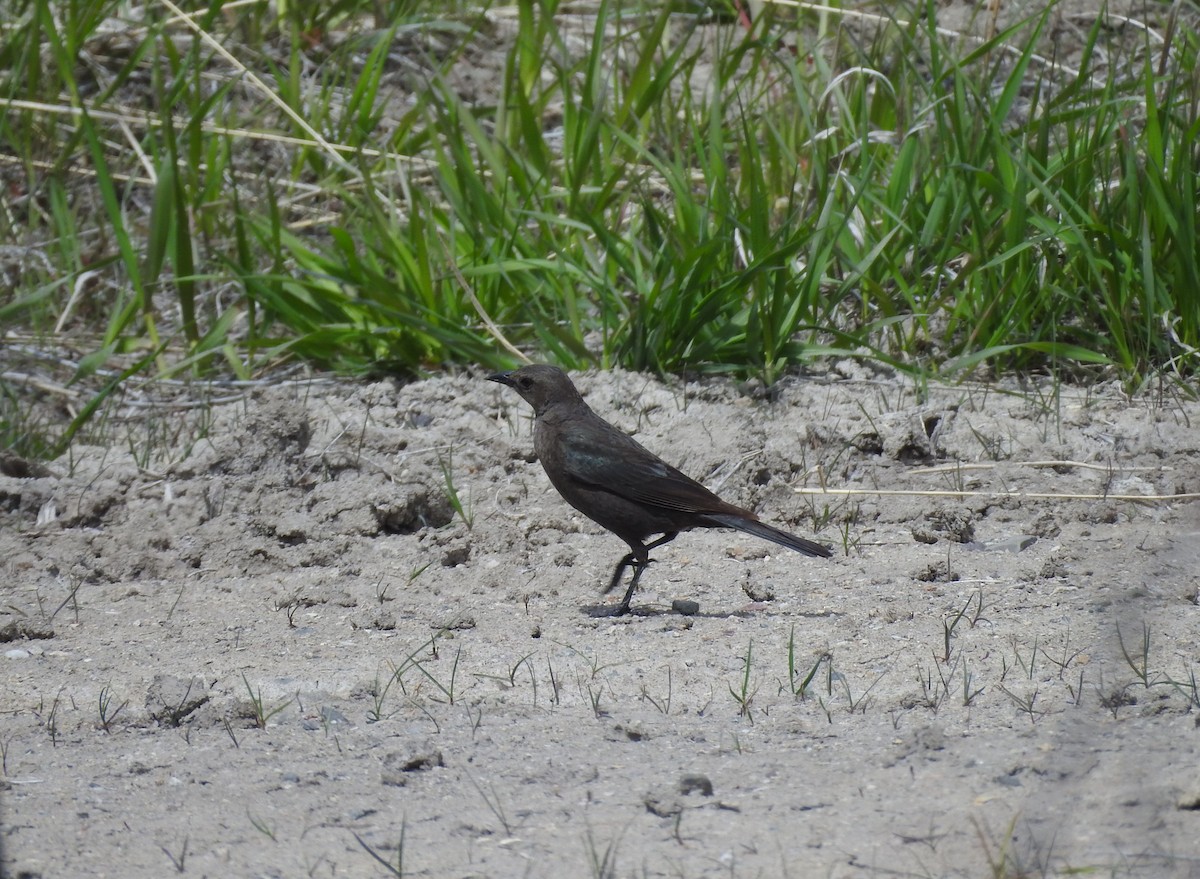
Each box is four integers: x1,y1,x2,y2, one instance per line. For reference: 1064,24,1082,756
2,366,1199,877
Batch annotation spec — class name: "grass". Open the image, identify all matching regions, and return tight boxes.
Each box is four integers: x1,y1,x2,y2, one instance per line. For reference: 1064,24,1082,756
160,835,189,874
355,822,408,877
728,638,757,720
784,624,829,699
0,0,1197,456
940,588,985,662
437,445,474,529
368,631,460,722
96,685,128,733
240,673,293,728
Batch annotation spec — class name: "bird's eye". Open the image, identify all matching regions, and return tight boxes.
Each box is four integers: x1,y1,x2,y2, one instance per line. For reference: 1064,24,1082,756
518,377,532,388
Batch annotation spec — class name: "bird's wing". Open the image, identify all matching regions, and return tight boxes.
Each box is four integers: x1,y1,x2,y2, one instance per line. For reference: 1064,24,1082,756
558,421,729,514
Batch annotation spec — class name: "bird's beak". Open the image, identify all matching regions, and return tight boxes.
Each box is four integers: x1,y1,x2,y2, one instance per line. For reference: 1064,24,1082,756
487,371,515,387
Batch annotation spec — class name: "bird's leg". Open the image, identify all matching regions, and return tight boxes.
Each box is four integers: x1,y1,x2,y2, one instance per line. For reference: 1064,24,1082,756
617,560,648,615
605,532,679,615
603,551,640,596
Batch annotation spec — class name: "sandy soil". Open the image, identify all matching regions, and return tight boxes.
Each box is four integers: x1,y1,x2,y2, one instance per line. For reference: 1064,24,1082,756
2,363,1199,878
5,0,1200,876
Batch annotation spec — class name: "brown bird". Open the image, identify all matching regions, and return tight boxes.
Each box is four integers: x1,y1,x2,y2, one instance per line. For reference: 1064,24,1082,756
489,365,832,614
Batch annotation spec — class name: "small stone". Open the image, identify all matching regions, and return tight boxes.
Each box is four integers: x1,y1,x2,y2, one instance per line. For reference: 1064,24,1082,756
1031,513,1061,538
1177,785,1200,810
911,527,939,545
679,774,713,797
0,618,55,641
1040,558,1069,579
885,724,947,767
371,613,397,631
320,707,350,727
918,506,975,543
146,675,211,727
967,536,1037,553
5,649,30,660
742,581,775,602
381,744,444,787
441,543,470,567
672,599,700,616
612,719,648,742
0,450,53,478
433,615,475,631
644,788,683,818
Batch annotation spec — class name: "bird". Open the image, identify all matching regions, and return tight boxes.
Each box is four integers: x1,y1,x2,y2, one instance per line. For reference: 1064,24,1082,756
489,364,832,614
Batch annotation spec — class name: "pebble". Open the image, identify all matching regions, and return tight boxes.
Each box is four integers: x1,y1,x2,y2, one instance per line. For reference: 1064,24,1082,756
966,536,1038,553
381,745,444,787
672,599,700,616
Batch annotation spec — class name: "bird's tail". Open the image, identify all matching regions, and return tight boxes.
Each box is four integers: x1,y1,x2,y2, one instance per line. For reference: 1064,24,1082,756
706,513,833,558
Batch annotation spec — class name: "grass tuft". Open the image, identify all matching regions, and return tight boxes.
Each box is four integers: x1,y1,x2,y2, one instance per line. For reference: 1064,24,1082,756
2,0,1197,455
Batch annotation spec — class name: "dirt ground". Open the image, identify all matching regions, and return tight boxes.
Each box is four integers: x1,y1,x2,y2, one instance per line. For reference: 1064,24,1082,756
2,362,1199,878
5,1,1200,876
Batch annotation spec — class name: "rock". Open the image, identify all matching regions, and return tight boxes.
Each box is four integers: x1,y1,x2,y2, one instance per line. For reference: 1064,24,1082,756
1176,780,1200,810
644,788,683,818
381,744,444,786
441,541,471,567
741,581,775,602
0,618,54,642
913,506,975,544
966,535,1037,553
433,614,475,631
0,451,54,478
146,675,211,726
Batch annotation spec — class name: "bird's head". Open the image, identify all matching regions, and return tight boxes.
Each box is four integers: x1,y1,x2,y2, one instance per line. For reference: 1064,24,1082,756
488,364,585,416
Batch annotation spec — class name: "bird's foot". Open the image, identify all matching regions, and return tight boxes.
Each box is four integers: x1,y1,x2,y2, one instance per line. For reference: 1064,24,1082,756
600,551,656,614
616,559,651,613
